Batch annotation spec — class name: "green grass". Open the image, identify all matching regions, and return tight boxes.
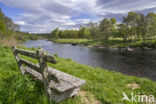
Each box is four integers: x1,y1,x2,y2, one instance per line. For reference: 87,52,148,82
0,46,156,104
52,39,91,44
52,38,156,49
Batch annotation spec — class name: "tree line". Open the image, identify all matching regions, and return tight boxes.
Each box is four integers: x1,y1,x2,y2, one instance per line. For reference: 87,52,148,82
51,12,156,47
0,8,43,45
0,8,20,34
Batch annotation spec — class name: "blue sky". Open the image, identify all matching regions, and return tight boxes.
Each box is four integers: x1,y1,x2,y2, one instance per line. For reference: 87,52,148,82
0,2,23,21
0,0,156,33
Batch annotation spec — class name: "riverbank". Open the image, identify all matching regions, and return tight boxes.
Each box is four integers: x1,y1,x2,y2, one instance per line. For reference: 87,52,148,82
52,39,156,50
0,46,156,104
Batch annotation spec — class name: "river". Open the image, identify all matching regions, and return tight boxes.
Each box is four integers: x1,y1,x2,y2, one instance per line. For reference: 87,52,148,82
24,39,156,81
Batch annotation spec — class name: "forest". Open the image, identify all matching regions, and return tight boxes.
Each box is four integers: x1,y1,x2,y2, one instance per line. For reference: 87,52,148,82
51,12,156,48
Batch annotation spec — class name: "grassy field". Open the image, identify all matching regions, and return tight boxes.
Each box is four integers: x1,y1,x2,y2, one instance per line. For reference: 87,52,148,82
0,46,156,104
52,38,156,49
52,39,91,44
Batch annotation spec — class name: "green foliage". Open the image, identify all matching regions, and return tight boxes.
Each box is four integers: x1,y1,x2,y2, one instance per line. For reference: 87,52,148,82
58,29,79,39
78,27,90,38
1,47,156,104
0,19,6,33
0,8,19,33
0,8,43,45
51,28,59,39
53,38,156,49
14,31,44,42
86,22,98,39
51,12,156,48
98,18,117,47
4,17,20,31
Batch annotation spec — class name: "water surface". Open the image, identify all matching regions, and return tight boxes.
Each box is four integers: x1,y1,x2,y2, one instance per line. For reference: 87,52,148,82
24,39,156,81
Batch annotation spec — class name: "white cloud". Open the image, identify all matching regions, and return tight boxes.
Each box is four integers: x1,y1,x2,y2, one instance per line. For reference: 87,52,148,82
97,0,156,13
15,21,26,25
0,0,156,33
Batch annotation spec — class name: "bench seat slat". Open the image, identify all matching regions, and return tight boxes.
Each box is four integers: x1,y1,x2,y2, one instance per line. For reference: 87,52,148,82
48,67,86,93
22,66,43,81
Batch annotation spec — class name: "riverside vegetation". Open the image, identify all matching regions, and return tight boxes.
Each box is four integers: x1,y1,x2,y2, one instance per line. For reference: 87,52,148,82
52,38,156,49
0,46,156,104
0,8,45,47
50,12,156,49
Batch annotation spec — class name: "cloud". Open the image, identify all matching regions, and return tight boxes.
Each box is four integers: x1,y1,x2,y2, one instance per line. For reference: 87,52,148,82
137,7,156,14
14,21,26,25
98,12,126,21
0,0,98,33
96,0,156,13
0,0,156,33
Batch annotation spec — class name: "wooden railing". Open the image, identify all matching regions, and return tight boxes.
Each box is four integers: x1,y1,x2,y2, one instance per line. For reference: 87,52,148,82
12,46,85,102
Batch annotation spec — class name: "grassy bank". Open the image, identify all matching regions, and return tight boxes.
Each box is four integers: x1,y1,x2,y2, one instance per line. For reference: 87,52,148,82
0,46,156,104
0,34,44,47
52,39,91,44
52,39,156,49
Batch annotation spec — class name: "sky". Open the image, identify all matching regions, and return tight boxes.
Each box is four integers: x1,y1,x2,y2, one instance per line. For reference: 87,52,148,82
0,0,156,33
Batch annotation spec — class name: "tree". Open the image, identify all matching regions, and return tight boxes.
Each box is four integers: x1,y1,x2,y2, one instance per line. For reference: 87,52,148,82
78,27,90,38
146,13,156,39
4,17,19,31
99,18,116,48
58,30,63,38
0,19,6,33
86,22,98,39
51,28,59,39
99,19,110,45
0,8,6,34
110,18,117,38
123,12,140,40
117,23,129,41
136,13,148,42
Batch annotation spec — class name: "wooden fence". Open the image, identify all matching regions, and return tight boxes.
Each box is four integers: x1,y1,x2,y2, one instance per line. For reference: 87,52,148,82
12,46,85,102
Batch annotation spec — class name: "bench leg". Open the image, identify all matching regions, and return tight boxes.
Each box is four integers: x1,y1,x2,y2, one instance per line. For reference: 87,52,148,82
48,88,80,102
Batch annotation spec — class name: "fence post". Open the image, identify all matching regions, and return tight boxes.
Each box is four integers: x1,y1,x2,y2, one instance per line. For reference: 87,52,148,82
37,49,48,76
12,46,25,75
37,49,52,100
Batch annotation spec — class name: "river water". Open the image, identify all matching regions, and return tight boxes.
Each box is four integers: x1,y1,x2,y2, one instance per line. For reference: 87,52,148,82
24,39,156,81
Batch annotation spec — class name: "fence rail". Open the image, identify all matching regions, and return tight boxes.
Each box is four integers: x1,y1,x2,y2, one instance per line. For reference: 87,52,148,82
12,46,85,102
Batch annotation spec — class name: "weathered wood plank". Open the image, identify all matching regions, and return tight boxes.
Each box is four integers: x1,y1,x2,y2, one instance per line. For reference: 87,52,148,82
19,58,42,73
48,67,86,93
15,48,38,59
46,54,57,64
22,66,43,81
15,48,57,64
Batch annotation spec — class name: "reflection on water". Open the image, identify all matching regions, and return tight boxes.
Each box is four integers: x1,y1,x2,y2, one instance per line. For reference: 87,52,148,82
24,39,156,81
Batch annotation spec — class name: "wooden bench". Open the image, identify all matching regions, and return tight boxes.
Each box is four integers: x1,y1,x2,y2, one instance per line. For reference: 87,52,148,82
12,46,86,102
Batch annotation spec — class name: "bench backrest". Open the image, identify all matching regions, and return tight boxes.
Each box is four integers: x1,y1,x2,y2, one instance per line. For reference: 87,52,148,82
12,46,57,80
